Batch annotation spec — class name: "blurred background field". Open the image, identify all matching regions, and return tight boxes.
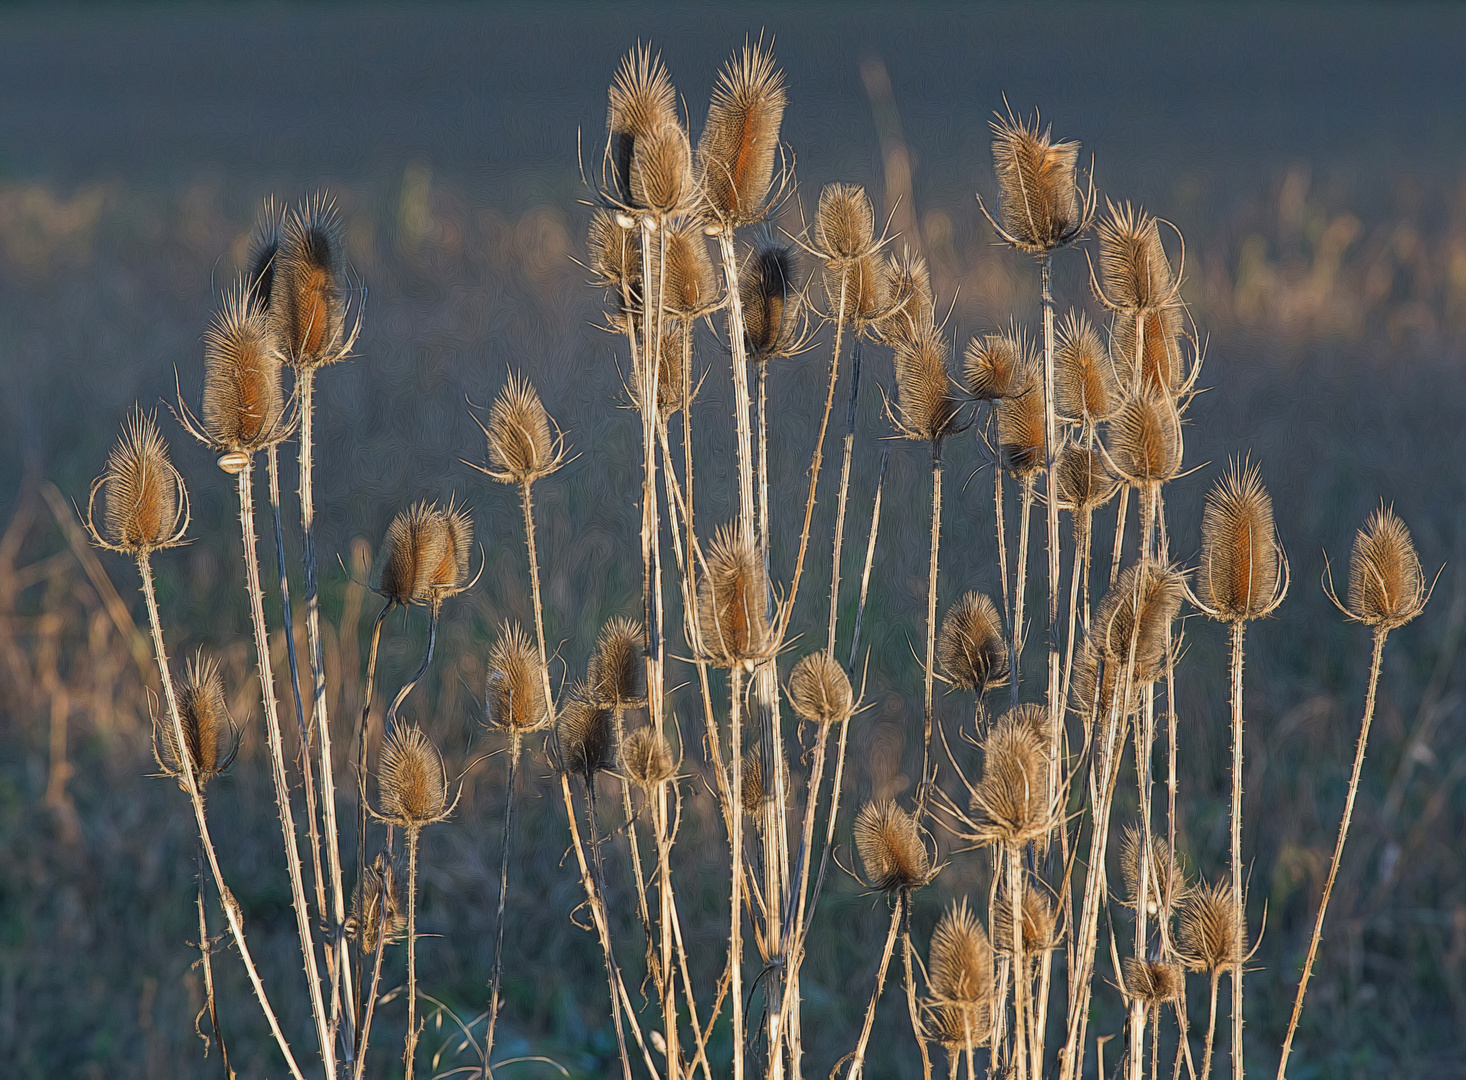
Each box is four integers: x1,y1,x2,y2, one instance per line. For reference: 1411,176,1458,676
2,3,1466,1076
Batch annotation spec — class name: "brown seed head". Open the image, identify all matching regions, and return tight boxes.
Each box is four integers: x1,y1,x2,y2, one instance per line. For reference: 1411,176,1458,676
814,183,876,262
557,690,616,778
1095,202,1175,314
1199,461,1282,622
997,364,1045,477
925,1000,993,1052
349,854,407,955
929,899,994,1005
937,591,1009,694
698,524,770,668
630,121,693,217
1055,441,1119,515
854,800,931,892
620,726,675,791
1119,824,1190,916
698,40,786,227
1107,386,1182,486
787,652,854,727
1347,506,1426,630
1123,958,1185,1005
606,45,678,206
963,328,1032,403
377,502,450,608
1055,311,1118,425
740,241,805,361
481,371,564,485
1090,559,1185,682
587,207,642,305
881,248,934,349
892,328,958,444
426,498,473,608
652,219,719,318
588,616,646,709
1176,879,1244,972
1112,306,1186,395
992,885,1057,956
160,651,233,788
201,282,285,454
245,199,282,314
378,725,449,829
272,194,347,367
485,624,550,735
989,110,1082,253
93,409,188,555
740,749,764,817
971,711,1051,845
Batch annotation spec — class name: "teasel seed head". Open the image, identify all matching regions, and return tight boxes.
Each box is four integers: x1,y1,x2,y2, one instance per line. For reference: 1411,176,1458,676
891,328,959,444
375,501,449,608
1090,559,1185,684
199,280,286,455
992,884,1057,956
485,624,550,735
588,616,646,709
157,651,236,789
740,749,764,817
963,327,1032,403
1120,824,1190,917
1094,201,1177,314
1344,505,1427,630
988,108,1085,253
1122,958,1185,1005
925,1000,993,1052
1198,460,1285,623
245,198,282,314
348,854,406,955
697,39,786,227
1054,310,1118,425
476,371,566,486
1111,305,1187,396
378,725,451,831
697,523,770,669
815,182,876,262
272,193,348,368
970,710,1051,845
630,120,694,218
88,408,189,555
929,899,995,1007
787,651,854,728
937,591,1009,694
587,207,642,311
425,497,474,610
606,45,678,207
557,689,616,778
1055,441,1119,516
651,219,719,318
854,800,932,893
880,247,934,350
996,364,1045,477
1106,386,1183,488
1176,879,1244,972
740,240,805,361
621,726,675,792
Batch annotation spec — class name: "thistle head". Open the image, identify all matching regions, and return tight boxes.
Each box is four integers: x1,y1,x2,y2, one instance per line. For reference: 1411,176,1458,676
740,749,764,817
245,198,282,314
156,651,235,789
698,39,786,227
1344,506,1427,630
376,501,450,608
1054,310,1117,425
963,327,1031,403
1089,560,1185,684
891,328,958,444
605,45,678,207
740,240,805,361
1094,201,1176,314
970,709,1051,845
620,726,675,792
697,524,770,669
271,193,349,368
936,591,1008,694
88,408,189,556
1176,879,1244,973
814,182,876,262
786,651,854,728
587,208,643,313
880,247,934,350
378,725,451,831
348,854,407,955
1198,460,1285,623
199,280,286,457
588,616,646,709
853,800,932,892
557,690,616,779
476,371,566,486
1106,386,1182,487
1122,958,1185,1005
988,108,1084,253
485,624,550,735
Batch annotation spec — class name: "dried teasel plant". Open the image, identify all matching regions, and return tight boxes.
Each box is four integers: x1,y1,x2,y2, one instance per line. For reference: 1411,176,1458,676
1091,200,1181,317
966,709,1053,846
155,652,239,790
375,501,451,609
891,328,960,445
786,651,854,728
1122,958,1185,1006
485,624,551,736
814,182,889,331
587,207,643,321
697,523,771,668
937,591,1009,697
739,239,808,361
631,120,695,219
880,247,935,350
271,193,356,369
925,899,995,1061
650,218,720,319
1119,823,1189,917
620,726,675,792
1111,303,1190,398
471,371,568,488
983,106,1091,254
348,854,407,956
1054,441,1118,517
604,44,678,208
376,725,452,832
1179,879,1243,1080
740,749,764,817
963,326,1031,403
85,408,190,556
997,364,1046,478
1105,385,1184,492
1054,310,1118,427
697,38,787,228
588,616,647,710
991,883,1057,957
854,800,933,893
557,691,618,780
1194,459,1287,623
1089,559,1185,684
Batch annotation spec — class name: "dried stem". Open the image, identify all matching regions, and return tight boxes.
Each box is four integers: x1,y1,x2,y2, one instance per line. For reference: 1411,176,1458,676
195,837,232,1077
828,336,863,655
1228,620,1245,1080
918,444,943,815
403,827,422,1080
354,600,391,1040
847,892,904,1080
1040,253,1063,834
483,734,520,1068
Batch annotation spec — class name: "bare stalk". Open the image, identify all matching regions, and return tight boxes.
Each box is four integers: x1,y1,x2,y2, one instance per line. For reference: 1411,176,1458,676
1009,844,1029,1080
195,838,232,1077
901,899,933,1080
918,445,943,815
354,601,391,1038
847,893,904,1080
483,734,520,1067
1010,476,1035,705
383,613,438,739
403,827,422,1080
1200,970,1221,1080
828,337,863,655
1227,620,1245,1080
1110,486,1130,587
729,665,747,1080
1040,253,1063,833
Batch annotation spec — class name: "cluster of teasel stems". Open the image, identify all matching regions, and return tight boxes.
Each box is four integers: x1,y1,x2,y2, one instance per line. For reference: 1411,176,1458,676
80,37,1436,1080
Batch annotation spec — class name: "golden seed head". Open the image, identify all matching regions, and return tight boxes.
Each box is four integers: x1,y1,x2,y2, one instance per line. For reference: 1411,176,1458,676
588,616,646,709
272,193,347,368
740,750,764,816
924,1000,993,1052
1106,386,1182,486
482,371,564,485
963,328,1032,403
377,501,450,607
1055,441,1119,515
1199,461,1282,622
94,409,187,555
928,899,994,1006
824,250,890,333
892,328,958,444
698,524,770,668
1090,560,1185,683
1347,506,1426,630
1119,824,1190,916
620,726,675,791
1123,958,1185,1005
1112,305,1186,395
557,690,616,777
1176,879,1244,972
1054,310,1117,424
853,800,931,892
989,110,1082,253
630,120,694,217
606,45,678,206
996,363,1045,477
992,884,1057,955
814,183,876,261
1095,201,1175,314
201,281,285,454
740,241,804,361
160,651,232,788
880,247,934,349
937,591,1008,694
426,497,473,606
378,725,449,829
970,711,1051,845
349,854,407,955
587,207,642,302
698,39,786,226
786,652,854,727
485,624,550,734
651,219,719,318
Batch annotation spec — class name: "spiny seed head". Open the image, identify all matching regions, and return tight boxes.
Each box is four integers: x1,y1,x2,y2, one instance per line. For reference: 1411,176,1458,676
376,501,450,607
272,194,347,368
925,1000,993,1052
588,616,646,709
160,652,233,788
963,328,1032,403
621,726,675,791
814,183,876,262
1347,506,1426,630
631,322,689,418
652,219,719,318
929,899,994,1005
937,591,1008,694
787,652,854,727
378,726,449,829
998,702,1053,749
992,885,1056,955
740,750,764,816
1176,879,1244,972
427,497,473,607
824,250,889,334
93,408,187,555
557,690,616,777
997,365,1045,477
245,198,282,314
1120,824,1190,916
481,371,564,485
1090,560,1185,682
201,281,285,454
971,711,1051,844
1055,310,1117,424
349,855,406,955
892,328,958,443
989,110,1083,253
587,207,642,302
1107,387,1182,486
854,800,931,892
485,624,550,734
1055,441,1118,515
606,45,678,206
1095,201,1175,314
698,39,786,227
881,248,934,349
630,121,694,217
698,524,770,668
1199,461,1282,622
1123,958,1185,1004
1112,305,1186,395
740,241,804,361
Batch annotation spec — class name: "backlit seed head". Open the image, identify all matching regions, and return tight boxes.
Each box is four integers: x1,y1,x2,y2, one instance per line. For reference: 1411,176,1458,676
740,241,805,361
929,899,994,1006
652,219,719,318
630,121,694,217
587,207,642,305
892,328,959,444
426,497,473,608
201,281,285,454
479,371,566,485
1346,506,1427,630
620,726,675,791
378,726,450,830
588,616,646,709
814,183,876,262
90,408,188,555
740,750,764,816
1199,461,1283,622
1120,824,1190,916
963,328,1032,403
854,800,932,892
970,711,1051,845
1112,305,1186,395
992,885,1057,955
245,198,282,314
1095,201,1176,314
937,591,1008,694
698,524,770,668
158,651,234,789
698,40,786,227
348,854,406,955
924,1000,993,1052
823,250,889,333
989,109,1083,253
485,624,550,734
880,248,934,349
1055,441,1118,515
1176,879,1244,973
1123,958,1185,1005
787,652,854,727
996,365,1045,477
376,502,450,608
1107,387,1182,486
557,689,616,778
1090,560,1185,683
1054,311,1117,425
272,194,348,368
606,45,678,207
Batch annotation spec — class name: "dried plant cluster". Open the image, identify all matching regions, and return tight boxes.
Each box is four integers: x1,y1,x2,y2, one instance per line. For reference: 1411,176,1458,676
80,36,1433,1080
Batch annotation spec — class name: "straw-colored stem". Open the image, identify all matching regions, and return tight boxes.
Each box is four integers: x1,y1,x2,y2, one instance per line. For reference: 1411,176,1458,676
717,231,757,542
383,612,437,739
1009,844,1029,1080
1010,475,1035,706
1060,514,1090,729
235,464,334,1077
195,837,231,1077
403,827,421,1080
619,727,656,974
1110,486,1130,587
1228,620,1246,1080
847,451,888,673
994,462,1012,681
354,601,391,1040
729,665,747,1080
483,735,520,1067
847,893,904,1080
352,870,391,1080
918,446,943,815
1040,253,1063,835
828,337,864,656
1131,687,1157,1080
901,900,933,1080
1276,628,1388,1079
1200,970,1221,1080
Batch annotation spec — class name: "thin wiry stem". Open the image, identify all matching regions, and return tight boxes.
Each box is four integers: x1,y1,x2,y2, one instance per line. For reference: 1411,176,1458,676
1011,476,1036,705
918,444,943,816
1009,844,1029,1080
195,837,231,1077
847,893,904,1080
729,665,747,1080
901,897,933,1080
995,458,1012,652
404,827,421,1080
353,865,391,1080
828,336,864,655
1276,628,1388,1079
354,600,391,1043
384,612,438,741
1040,253,1063,839
1201,970,1221,1080
1228,620,1246,1080
1110,486,1130,587
576,771,636,1080
1131,686,1157,1080
483,734,520,1069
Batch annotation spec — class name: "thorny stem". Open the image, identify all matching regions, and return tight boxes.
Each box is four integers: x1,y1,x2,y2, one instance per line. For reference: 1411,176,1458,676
918,446,943,816
1276,628,1388,1079
1201,970,1221,1080
1009,844,1028,1080
483,735,520,1069
729,665,747,1080
353,863,391,1080
384,612,438,740
404,828,421,1080
828,336,863,656
354,601,391,1043
846,892,904,1080
995,459,1011,652
1228,620,1246,1080
1110,486,1130,588
901,899,933,1080
1040,253,1063,841
195,837,232,1078
1131,687,1157,1080
581,773,637,1080
1011,476,1035,706
717,230,757,544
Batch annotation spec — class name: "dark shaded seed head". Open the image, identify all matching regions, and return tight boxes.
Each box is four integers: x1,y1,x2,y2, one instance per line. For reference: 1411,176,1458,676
740,241,804,361
963,328,1032,403
892,328,958,443
854,800,931,892
698,524,770,668
161,652,232,788
1123,958,1185,1005
96,409,187,555
349,854,406,955
588,616,646,709
990,110,1082,253
606,45,678,206
787,652,854,727
557,690,616,777
937,591,1008,694
697,40,786,227
740,749,764,817
1347,506,1426,630
485,624,550,735
1177,879,1244,973
1054,310,1117,424
1199,461,1281,622
272,194,347,367
245,199,282,314
1055,441,1118,515
377,502,450,607
202,282,284,454
620,726,675,791
378,725,449,829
